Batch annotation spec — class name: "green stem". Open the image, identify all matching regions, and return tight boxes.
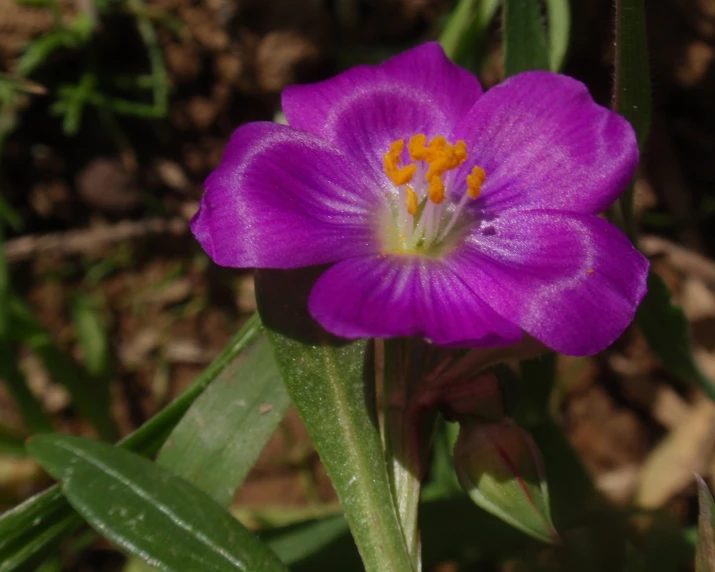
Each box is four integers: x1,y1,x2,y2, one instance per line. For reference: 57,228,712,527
381,339,426,571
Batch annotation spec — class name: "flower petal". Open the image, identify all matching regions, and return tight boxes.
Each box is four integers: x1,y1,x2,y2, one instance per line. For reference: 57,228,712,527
282,42,483,182
192,122,384,268
452,72,638,215
308,254,522,347
447,210,649,356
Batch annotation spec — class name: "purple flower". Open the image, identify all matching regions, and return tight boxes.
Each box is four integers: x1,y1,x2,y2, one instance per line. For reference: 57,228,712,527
191,42,649,356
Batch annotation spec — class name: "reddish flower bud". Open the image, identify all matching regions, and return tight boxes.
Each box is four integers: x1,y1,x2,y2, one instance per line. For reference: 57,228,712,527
454,418,559,544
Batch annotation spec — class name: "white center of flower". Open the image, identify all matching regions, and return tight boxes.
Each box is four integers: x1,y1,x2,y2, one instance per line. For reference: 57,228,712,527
383,135,485,253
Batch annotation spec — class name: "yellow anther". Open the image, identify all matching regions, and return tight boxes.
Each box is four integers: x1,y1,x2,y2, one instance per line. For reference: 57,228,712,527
389,139,405,156
466,166,486,199
454,140,468,163
384,161,417,186
405,186,418,215
383,138,417,186
428,177,445,204
408,134,428,161
428,136,447,152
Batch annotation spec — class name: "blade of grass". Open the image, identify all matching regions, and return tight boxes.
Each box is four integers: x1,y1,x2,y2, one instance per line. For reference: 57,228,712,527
612,0,651,239
156,336,290,508
0,343,54,433
7,292,117,440
503,0,550,77
0,314,263,570
439,0,500,67
637,273,715,400
0,220,8,336
545,0,570,71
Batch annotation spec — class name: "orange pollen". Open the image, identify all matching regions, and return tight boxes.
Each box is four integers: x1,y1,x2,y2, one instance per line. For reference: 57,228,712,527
405,186,418,215
428,177,445,204
383,141,417,186
384,134,485,207
466,166,487,199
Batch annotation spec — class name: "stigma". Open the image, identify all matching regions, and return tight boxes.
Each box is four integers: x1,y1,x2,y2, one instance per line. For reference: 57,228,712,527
383,134,486,251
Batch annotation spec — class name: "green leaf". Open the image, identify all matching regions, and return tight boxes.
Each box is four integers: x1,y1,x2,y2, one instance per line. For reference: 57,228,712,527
0,487,83,572
613,0,651,238
27,434,288,572
265,515,350,566
0,221,8,337
70,294,111,379
697,475,715,572
636,272,715,400
0,342,53,433
439,0,500,67
157,336,290,508
0,314,263,570
545,0,571,71
256,269,413,572
7,292,117,440
0,194,23,231
503,0,550,77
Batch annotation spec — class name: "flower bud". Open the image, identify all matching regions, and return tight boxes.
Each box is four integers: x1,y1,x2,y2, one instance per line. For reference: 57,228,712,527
454,418,559,544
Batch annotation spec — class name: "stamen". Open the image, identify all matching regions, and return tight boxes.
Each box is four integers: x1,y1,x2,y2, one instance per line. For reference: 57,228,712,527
405,186,418,215
383,139,417,186
466,166,486,199
384,134,484,251
438,165,487,241
427,178,445,204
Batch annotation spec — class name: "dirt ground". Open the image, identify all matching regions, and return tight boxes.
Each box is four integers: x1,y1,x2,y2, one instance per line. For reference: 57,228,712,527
2,0,715,569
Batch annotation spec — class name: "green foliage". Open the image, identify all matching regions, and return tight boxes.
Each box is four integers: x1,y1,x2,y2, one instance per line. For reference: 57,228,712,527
0,314,262,570
28,434,287,571
455,419,557,543
6,292,117,440
256,269,413,572
545,0,570,71
0,343,53,434
0,487,83,572
156,336,291,508
637,272,715,399
696,475,715,572
70,293,111,380
613,0,651,239
439,0,500,70
503,0,550,77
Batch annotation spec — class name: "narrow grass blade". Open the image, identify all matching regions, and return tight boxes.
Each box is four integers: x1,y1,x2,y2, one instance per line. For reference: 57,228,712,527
0,342,53,433
613,0,651,238
0,221,8,336
28,434,288,571
637,272,715,400
7,292,117,440
0,487,83,572
70,294,111,379
545,0,570,71
157,336,290,508
439,0,500,68
0,314,263,570
503,0,550,77
697,475,715,572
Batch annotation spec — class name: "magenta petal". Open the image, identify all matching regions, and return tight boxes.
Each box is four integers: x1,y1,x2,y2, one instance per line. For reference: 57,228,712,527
308,255,523,346
452,72,638,214
447,210,649,356
282,42,483,182
191,122,384,269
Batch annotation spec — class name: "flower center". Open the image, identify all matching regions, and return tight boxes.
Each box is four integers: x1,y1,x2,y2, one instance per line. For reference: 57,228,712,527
383,134,486,253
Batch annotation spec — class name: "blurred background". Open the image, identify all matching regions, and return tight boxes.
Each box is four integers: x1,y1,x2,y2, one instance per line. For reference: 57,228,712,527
1,0,715,570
